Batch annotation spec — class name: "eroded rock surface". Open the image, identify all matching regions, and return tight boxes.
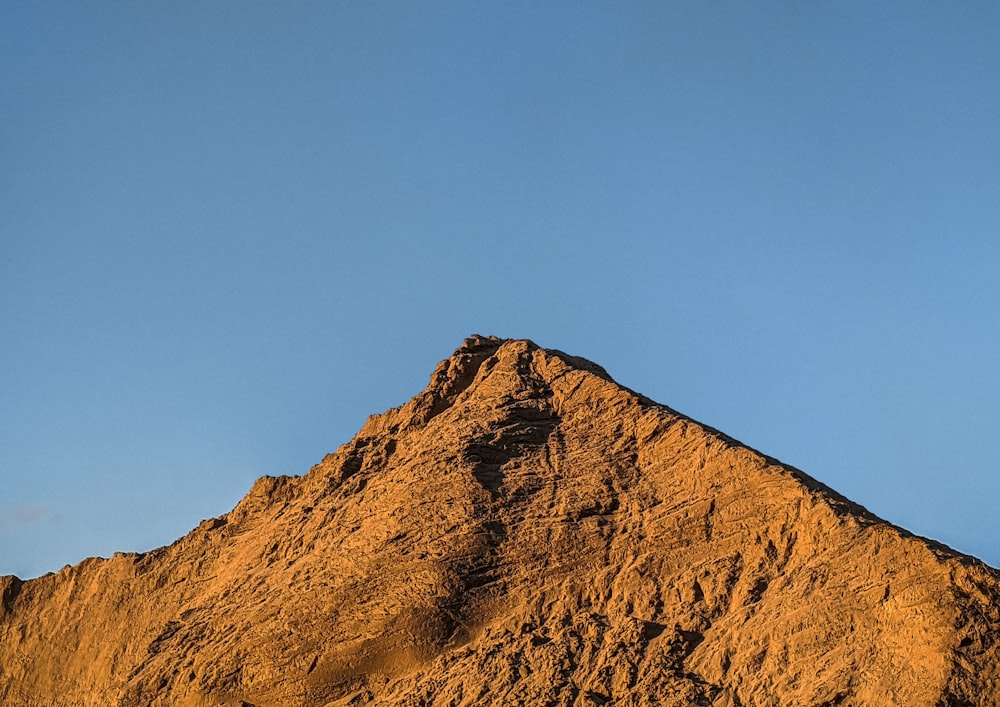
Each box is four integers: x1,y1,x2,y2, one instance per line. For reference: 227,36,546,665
2,336,999,706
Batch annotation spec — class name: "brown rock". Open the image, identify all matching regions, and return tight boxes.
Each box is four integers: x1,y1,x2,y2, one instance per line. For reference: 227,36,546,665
2,336,999,706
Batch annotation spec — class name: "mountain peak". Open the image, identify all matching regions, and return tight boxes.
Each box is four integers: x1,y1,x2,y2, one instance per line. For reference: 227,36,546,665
3,339,1000,706
454,333,508,355
348,336,617,445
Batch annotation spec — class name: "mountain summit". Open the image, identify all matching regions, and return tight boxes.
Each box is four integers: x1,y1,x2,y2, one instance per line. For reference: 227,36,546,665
2,336,999,706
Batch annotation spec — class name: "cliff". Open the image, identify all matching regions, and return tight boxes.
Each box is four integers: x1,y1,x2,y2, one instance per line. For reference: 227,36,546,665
2,336,998,706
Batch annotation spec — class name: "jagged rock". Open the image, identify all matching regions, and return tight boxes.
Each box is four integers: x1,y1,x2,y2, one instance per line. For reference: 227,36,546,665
2,336,999,706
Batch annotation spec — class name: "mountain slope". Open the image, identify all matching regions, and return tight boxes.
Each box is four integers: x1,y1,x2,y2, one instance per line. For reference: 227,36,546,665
2,336,999,706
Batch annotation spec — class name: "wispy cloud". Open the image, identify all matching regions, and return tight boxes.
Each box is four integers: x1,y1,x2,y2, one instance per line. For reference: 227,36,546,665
0,503,50,530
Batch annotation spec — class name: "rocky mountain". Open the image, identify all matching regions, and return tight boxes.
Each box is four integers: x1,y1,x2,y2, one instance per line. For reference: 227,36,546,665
2,336,999,706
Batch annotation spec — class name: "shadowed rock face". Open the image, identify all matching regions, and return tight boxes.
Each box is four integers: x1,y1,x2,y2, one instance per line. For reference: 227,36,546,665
2,336,999,706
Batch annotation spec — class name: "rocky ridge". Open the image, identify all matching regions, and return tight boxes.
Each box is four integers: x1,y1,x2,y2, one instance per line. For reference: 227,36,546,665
2,336,999,706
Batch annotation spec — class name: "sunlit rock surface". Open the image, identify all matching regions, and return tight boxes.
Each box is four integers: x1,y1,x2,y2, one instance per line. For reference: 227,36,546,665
2,336,998,706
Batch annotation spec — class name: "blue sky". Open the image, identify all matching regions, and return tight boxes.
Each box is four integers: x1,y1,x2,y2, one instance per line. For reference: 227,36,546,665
3,3,999,578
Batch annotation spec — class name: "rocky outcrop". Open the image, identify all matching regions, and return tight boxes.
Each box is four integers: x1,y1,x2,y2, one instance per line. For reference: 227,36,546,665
2,336,999,706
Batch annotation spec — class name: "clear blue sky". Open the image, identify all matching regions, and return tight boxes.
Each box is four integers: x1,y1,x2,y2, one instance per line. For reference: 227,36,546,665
3,3,999,578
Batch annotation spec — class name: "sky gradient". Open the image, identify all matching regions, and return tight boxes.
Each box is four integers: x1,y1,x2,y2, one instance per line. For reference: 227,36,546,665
3,3,999,578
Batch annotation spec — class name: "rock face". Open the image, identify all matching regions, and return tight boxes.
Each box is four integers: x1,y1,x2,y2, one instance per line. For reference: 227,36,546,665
2,336,1000,706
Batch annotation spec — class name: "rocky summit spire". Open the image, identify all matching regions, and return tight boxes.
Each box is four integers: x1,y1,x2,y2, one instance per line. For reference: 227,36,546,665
2,338,999,706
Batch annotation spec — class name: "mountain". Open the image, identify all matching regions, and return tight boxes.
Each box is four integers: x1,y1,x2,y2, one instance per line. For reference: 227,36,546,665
2,336,999,706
